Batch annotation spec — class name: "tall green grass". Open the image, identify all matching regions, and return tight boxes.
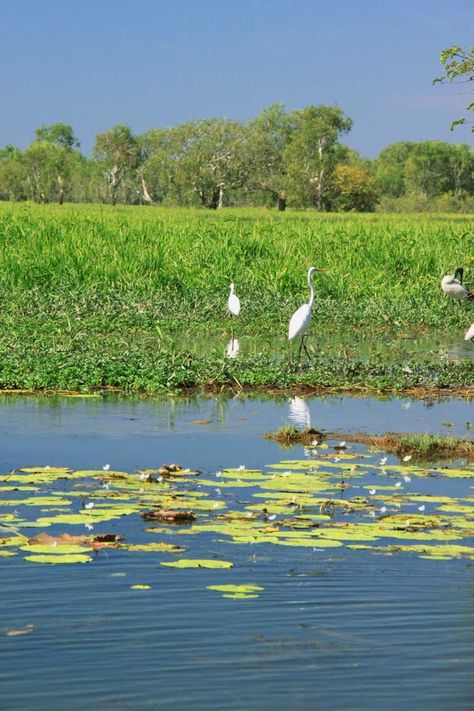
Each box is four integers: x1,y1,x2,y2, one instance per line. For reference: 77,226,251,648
1,203,473,335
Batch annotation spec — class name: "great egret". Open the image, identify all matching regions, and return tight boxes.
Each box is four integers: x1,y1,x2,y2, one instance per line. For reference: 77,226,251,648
288,266,324,359
227,282,240,342
441,267,473,300
465,323,474,342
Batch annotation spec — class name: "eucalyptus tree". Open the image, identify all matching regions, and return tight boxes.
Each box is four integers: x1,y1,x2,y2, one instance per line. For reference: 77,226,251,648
93,124,141,205
245,103,295,210
23,123,80,203
284,105,353,210
168,118,248,208
0,145,26,201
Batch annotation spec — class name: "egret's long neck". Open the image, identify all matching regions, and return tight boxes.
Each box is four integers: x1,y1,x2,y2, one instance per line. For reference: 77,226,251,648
307,271,316,308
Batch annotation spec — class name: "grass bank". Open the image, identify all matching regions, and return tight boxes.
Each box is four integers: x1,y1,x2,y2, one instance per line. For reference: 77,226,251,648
0,203,473,393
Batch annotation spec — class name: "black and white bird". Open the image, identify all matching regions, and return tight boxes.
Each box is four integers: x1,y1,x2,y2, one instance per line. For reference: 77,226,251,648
441,267,473,300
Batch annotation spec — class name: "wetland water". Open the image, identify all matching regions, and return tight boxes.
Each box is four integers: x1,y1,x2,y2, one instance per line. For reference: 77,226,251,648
0,394,473,711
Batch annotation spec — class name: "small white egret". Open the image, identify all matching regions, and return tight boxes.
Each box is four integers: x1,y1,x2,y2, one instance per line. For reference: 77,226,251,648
441,267,473,300
227,282,240,342
465,323,474,342
288,266,324,359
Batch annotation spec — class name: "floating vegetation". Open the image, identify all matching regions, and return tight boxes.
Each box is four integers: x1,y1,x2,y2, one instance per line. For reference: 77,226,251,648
0,439,472,585
161,559,234,569
207,584,264,600
265,426,325,446
268,427,474,462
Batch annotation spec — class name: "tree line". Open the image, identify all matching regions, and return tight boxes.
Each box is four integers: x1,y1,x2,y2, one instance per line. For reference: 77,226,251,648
0,104,473,211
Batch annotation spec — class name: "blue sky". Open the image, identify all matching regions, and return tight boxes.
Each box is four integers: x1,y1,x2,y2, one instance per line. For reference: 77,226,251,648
1,0,473,156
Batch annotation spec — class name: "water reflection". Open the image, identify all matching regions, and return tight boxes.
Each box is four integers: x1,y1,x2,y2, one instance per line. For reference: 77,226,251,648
226,338,240,359
288,396,311,429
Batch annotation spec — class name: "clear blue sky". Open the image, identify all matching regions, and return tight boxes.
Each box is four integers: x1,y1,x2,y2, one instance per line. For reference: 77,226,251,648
1,0,472,157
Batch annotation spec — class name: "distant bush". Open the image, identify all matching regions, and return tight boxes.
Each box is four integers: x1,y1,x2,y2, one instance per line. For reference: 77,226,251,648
377,193,474,213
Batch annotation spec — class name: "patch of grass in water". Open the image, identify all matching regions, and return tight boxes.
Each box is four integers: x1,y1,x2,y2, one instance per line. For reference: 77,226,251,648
264,425,325,446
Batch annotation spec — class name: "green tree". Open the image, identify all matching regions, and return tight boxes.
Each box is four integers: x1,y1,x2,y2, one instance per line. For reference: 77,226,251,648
374,142,415,197
93,124,141,205
284,105,353,210
405,141,473,198
23,123,80,203
246,104,294,210
434,45,474,131
0,145,26,201
167,118,248,208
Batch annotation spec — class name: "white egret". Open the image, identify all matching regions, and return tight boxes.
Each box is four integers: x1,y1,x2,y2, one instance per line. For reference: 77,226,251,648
464,323,474,342
288,266,324,359
227,282,240,343
441,267,473,300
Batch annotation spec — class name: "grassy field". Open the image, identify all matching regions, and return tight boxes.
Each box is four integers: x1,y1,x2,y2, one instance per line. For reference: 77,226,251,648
0,202,473,393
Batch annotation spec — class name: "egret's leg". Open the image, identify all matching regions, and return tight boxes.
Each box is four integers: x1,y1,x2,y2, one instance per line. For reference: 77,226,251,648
302,335,311,360
297,337,304,360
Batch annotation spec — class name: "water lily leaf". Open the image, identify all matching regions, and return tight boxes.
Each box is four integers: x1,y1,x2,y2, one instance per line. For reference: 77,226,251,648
24,553,92,564
161,559,233,569
207,584,263,593
20,544,92,554
5,624,35,637
130,584,151,589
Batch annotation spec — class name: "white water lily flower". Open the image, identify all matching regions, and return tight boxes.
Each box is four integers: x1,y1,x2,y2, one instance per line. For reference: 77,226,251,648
339,441,346,447
380,506,387,513
85,523,94,531
267,514,276,521
103,482,110,490
238,465,245,470
85,502,94,510
216,471,222,478
215,488,221,496
311,440,319,446
395,481,402,488
184,468,190,473
369,488,376,495
379,457,387,466
139,472,148,481
403,455,412,462
403,475,411,483
334,457,340,463
212,503,220,510
45,465,50,470
418,505,426,512
368,511,376,518
103,464,110,471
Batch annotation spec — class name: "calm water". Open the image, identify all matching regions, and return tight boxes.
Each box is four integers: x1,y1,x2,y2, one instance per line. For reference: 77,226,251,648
0,394,473,711
174,329,474,361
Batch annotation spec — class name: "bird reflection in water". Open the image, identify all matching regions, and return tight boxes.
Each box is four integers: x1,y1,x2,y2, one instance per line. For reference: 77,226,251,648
226,338,240,359
288,396,311,429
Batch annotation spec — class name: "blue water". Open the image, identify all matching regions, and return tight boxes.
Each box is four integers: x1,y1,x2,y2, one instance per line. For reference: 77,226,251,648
0,394,472,711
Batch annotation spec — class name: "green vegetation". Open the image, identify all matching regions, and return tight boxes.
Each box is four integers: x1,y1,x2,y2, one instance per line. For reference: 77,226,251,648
267,429,474,461
0,107,472,211
0,203,473,393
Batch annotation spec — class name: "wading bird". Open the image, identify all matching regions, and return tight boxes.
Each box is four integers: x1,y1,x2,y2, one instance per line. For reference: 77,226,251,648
227,282,240,342
441,267,473,300
288,266,324,359
465,323,474,342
